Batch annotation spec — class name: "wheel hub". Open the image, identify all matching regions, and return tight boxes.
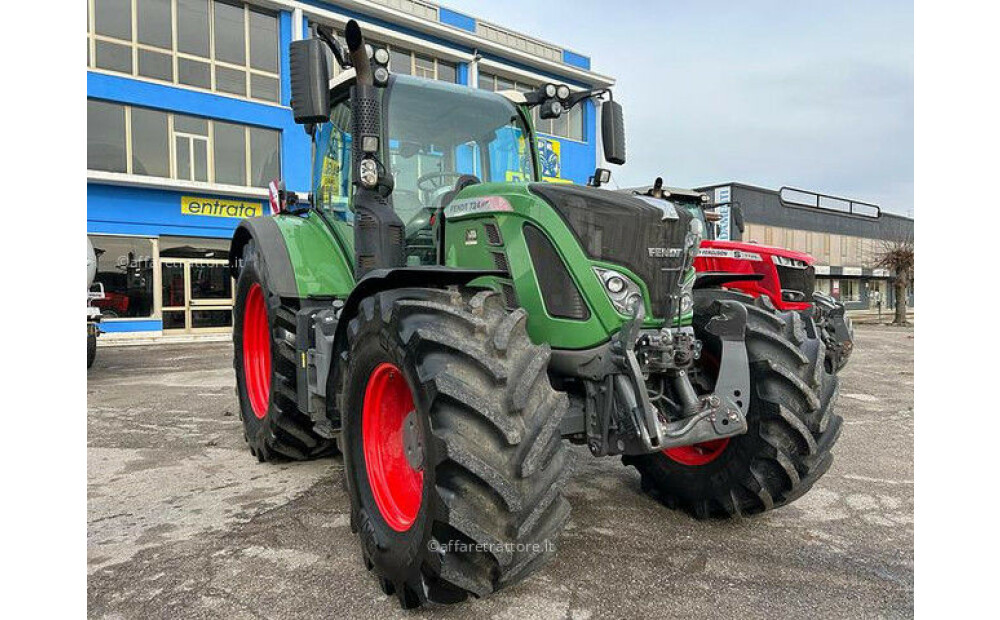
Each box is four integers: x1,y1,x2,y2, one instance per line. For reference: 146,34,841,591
663,438,730,466
242,283,271,420
362,363,424,532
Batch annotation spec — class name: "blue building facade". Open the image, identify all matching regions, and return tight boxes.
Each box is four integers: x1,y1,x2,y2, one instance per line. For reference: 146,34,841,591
87,0,613,337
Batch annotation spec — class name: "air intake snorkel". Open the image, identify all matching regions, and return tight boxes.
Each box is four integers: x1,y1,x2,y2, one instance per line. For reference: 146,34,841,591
345,20,402,277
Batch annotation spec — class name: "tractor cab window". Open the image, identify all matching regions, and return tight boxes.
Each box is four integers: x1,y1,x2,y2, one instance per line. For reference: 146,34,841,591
313,100,353,220
386,76,535,264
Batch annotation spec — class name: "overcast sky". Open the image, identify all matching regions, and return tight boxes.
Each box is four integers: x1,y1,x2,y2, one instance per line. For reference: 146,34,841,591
448,0,914,215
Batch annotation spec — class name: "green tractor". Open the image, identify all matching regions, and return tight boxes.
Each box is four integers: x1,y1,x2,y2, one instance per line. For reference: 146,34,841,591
229,20,841,608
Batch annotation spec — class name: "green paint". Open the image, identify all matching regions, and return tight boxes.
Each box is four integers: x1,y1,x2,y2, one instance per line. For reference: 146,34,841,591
445,183,676,351
273,212,355,298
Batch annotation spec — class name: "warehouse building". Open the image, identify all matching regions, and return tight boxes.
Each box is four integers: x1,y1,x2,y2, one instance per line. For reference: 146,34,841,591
696,183,915,311
87,0,613,339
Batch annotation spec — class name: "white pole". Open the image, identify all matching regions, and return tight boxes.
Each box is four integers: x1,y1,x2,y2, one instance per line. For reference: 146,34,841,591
292,7,304,41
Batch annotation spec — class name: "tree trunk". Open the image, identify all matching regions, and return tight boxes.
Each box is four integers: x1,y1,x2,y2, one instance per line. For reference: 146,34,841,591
893,279,908,325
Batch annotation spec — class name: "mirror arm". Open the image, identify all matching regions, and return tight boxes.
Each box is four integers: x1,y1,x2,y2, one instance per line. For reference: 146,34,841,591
314,25,352,69
565,87,609,109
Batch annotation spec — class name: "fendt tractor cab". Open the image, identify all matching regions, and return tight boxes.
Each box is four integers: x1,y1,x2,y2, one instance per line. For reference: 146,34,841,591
634,178,854,371
229,21,842,608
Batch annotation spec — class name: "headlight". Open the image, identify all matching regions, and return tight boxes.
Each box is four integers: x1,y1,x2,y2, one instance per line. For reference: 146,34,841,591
678,268,696,316
594,267,643,315
772,255,808,269
359,158,378,188
556,84,571,100
544,83,557,98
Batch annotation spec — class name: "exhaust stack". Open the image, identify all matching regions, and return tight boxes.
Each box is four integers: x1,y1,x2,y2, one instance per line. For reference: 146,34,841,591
345,20,404,277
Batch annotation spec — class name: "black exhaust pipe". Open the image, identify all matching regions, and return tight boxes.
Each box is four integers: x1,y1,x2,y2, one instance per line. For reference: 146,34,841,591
345,20,404,277
345,20,372,86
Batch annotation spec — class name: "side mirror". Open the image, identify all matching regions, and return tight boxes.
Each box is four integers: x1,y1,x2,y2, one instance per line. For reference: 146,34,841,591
732,202,745,234
601,99,626,165
588,167,611,187
289,38,330,124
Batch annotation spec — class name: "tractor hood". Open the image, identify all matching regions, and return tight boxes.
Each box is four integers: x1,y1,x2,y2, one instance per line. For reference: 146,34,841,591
529,183,696,321
701,239,815,265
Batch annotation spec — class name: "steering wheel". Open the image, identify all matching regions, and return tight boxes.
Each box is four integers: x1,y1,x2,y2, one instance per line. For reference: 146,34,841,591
417,171,466,193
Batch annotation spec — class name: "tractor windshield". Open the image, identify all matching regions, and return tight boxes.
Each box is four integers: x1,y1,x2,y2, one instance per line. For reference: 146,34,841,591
385,75,536,228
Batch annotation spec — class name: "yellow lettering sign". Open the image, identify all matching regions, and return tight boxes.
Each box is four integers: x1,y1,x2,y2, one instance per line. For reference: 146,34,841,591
181,196,264,218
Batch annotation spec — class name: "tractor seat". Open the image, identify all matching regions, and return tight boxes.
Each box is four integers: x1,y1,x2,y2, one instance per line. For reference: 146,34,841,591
439,174,481,210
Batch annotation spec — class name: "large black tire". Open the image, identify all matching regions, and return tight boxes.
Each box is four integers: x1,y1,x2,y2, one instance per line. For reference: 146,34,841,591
624,291,842,519
87,332,97,369
233,241,335,461
339,287,571,608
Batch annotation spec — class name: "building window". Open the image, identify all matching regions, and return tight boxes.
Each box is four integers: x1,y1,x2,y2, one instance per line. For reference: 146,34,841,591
89,235,156,319
88,99,280,188
840,279,859,302
322,31,457,84
478,71,585,141
88,0,281,104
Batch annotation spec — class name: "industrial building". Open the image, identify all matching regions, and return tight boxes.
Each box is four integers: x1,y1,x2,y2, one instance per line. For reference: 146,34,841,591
696,183,915,311
87,0,612,339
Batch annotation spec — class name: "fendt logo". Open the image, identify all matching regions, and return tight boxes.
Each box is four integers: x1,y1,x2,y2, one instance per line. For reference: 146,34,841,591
647,247,683,258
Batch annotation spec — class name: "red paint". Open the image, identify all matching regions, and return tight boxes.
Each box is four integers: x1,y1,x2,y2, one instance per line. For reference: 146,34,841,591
694,239,814,312
242,283,271,419
362,363,424,532
663,438,730,466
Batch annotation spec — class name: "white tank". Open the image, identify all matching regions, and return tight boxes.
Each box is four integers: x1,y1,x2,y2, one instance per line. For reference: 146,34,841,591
87,238,98,288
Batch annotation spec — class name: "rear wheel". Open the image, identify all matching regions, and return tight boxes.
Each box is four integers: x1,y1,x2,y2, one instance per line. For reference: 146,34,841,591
233,241,335,461
625,291,842,519
340,287,571,608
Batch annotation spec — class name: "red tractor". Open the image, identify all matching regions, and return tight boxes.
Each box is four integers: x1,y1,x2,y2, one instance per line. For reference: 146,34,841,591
635,179,853,372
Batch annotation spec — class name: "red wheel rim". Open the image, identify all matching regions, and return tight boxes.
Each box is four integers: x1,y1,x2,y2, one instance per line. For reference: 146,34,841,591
663,438,730,466
362,362,423,532
242,283,271,420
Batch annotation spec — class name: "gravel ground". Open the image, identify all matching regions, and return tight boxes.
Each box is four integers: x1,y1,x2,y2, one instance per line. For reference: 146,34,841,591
87,324,913,619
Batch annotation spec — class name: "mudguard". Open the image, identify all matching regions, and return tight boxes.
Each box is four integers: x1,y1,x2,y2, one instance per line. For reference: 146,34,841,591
332,267,506,354
229,218,299,298
230,214,356,300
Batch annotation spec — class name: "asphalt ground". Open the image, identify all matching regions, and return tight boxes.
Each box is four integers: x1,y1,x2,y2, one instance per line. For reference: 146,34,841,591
87,324,914,619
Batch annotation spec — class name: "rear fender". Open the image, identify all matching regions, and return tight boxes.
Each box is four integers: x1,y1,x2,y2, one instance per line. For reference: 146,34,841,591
230,214,355,299
229,218,299,298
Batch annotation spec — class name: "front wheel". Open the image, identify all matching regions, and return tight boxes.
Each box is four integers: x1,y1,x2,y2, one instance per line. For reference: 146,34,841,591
625,292,842,519
340,287,571,608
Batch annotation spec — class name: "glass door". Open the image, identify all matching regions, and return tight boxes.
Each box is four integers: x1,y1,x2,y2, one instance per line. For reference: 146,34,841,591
161,259,234,333
188,260,234,331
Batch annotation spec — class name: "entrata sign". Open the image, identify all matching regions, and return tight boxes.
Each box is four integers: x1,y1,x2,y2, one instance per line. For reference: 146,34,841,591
181,196,264,218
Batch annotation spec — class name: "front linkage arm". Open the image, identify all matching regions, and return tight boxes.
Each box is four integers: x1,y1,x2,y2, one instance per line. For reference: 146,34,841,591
574,300,751,457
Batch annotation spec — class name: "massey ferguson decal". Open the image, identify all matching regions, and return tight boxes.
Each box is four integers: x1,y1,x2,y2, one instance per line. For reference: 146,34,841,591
698,248,763,261
444,195,514,219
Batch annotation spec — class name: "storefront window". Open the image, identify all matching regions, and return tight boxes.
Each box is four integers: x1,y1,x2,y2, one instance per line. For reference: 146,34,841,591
840,279,860,302
89,235,155,318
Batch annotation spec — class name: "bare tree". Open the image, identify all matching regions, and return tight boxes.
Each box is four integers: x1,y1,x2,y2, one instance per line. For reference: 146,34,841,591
874,236,914,325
